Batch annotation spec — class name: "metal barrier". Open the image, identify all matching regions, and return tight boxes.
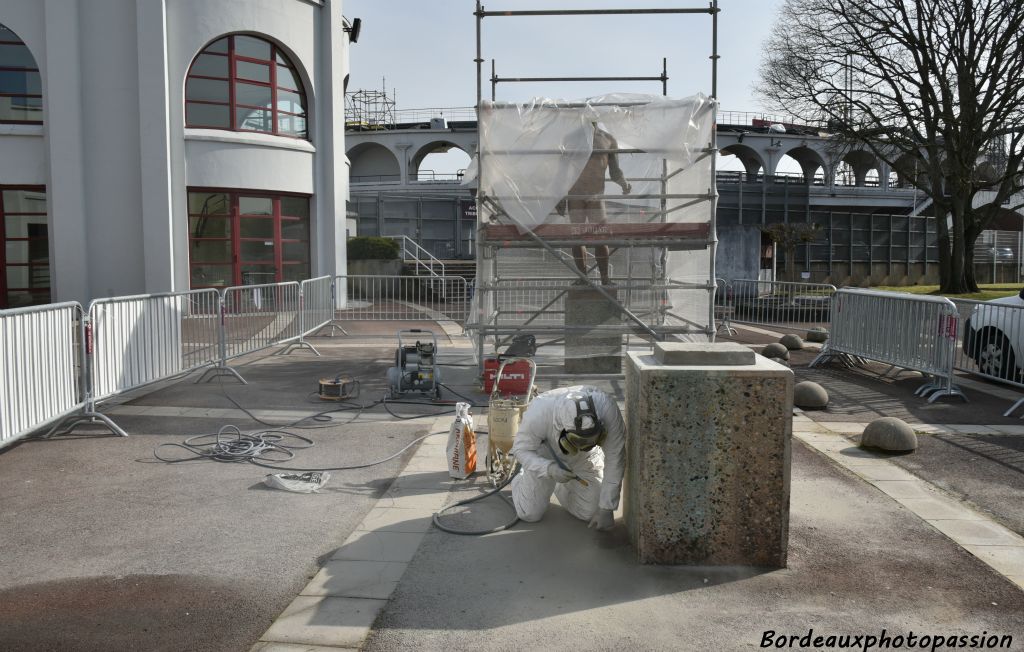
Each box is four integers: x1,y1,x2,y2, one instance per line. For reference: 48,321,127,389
811,288,964,403
218,281,301,360
949,296,1024,414
714,278,735,335
335,275,470,324
724,279,836,332
89,290,221,402
279,276,335,355
0,302,96,449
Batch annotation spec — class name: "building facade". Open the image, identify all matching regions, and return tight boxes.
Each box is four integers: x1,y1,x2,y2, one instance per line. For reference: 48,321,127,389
0,0,351,309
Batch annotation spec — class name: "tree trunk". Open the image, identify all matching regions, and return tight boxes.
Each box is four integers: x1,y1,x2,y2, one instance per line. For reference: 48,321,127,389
936,214,953,291
963,230,981,292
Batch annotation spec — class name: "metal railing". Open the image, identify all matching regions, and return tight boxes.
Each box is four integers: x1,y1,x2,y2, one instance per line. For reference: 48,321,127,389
389,235,446,280
811,288,964,403
950,297,1024,414
220,282,302,361
336,275,469,323
89,290,221,403
714,278,735,335
723,279,836,332
0,302,87,450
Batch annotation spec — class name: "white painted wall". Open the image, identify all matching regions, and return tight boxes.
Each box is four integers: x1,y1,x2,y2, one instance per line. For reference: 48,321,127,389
0,0,349,305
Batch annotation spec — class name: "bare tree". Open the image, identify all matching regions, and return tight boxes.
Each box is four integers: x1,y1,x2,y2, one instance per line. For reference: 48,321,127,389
761,222,821,283
758,0,1024,293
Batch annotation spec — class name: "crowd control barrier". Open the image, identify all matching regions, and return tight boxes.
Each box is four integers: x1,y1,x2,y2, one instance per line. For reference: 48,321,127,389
949,297,1024,415
335,275,470,323
811,289,965,403
220,281,301,359
279,276,335,355
89,290,221,402
0,303,103,449
714,278,735,335
724,279,836,332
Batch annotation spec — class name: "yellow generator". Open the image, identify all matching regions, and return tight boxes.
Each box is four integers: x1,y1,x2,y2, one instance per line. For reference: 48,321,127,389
485,357,537,487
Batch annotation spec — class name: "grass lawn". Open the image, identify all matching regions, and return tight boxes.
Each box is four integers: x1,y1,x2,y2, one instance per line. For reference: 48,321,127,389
870,283,1021,301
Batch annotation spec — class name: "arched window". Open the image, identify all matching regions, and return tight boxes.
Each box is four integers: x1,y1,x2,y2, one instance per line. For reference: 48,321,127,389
186,35,307,139
0,24,43,124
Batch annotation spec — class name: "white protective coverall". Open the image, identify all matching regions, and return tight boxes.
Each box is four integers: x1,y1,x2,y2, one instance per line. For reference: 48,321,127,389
509,385,626,523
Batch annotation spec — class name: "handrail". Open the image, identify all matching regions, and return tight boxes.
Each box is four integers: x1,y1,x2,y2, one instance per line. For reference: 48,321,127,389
388,235,446,279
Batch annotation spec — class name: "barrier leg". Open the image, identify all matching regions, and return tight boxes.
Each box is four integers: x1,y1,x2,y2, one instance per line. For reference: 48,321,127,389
1003,397,1024,418
276,337,321,356
314,322,348,337
42,409,129,439
195,363,247,384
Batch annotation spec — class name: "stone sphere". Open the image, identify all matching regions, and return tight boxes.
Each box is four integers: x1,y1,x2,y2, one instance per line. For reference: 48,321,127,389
860,417,918,452
806,327,829,343
780,334,804,351
794,381,828,409
761,342,790,360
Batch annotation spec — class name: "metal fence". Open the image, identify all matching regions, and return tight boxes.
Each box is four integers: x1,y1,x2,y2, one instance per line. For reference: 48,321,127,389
811,289,964,403
89,290,221,402
949,297,1024,414
0,302,86,450
336,275,470,323
221,282,302,360
721,279,836,332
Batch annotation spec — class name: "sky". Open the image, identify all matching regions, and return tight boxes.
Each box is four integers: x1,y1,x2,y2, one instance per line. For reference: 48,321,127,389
343,0,786,173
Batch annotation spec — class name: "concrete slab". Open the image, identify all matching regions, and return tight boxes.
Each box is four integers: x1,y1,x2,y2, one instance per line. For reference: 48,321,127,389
926,519,1024,547
302,561,408,600
330,530,427,563
896,497,990,521
250,642,347,652
962,546,1024,577
261,596,387,648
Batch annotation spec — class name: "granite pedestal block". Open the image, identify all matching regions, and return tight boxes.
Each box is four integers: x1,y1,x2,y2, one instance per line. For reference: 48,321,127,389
565,286,623,374
624,344,793,567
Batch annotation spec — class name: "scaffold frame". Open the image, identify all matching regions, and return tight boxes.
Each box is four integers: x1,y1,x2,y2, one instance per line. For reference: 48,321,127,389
470,2,721,371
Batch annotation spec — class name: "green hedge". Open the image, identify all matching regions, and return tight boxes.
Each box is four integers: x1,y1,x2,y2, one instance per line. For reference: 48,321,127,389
347,236,399,260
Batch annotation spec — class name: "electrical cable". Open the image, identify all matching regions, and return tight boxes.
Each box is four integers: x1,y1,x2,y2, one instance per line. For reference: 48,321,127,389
432,464,521,535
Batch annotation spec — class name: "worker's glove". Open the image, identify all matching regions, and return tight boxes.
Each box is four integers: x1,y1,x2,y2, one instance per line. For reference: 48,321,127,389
621,182,632,195
555,198,567,217
588,508,615,531
546,463,576,483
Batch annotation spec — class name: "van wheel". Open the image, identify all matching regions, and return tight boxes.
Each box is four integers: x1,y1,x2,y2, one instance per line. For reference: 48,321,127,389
974,329,1016,380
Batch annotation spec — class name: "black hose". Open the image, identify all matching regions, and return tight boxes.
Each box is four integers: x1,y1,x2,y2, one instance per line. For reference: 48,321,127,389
432,464,520,535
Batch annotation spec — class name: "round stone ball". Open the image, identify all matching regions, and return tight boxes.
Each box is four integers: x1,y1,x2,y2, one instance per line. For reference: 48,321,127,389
780,334,804,351
860,417,918,452
806,327,829,343
793,381,828,409
762,342,790,360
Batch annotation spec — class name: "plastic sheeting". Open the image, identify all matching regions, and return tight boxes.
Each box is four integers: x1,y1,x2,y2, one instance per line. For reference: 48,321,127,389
470,93,718,363
475,93,714,230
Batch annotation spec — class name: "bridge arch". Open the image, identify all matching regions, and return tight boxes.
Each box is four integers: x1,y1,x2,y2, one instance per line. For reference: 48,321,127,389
347,142,400,183
719,143,765,180
776,145,827,184
410,140,471,182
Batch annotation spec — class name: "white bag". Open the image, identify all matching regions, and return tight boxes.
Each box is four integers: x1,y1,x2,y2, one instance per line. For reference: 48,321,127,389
446,402,478,479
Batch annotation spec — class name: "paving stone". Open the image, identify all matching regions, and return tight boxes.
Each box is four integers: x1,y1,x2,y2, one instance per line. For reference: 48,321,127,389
896,496,987,521
260,596,386,648
962,545,1024,578
869,480,936,500
926,519,1024,547
251,642,349,652
356,507,434,533
330,530,426,563
302,560,408,599
850,464,920,482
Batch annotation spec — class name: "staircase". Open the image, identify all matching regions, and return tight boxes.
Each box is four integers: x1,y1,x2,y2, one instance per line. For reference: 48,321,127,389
400,259,476,301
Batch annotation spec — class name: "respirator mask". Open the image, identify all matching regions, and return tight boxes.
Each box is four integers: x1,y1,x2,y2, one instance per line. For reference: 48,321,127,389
557,393,606,455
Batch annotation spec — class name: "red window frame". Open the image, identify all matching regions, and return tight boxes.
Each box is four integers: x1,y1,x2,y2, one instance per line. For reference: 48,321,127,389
187,188,310,289
0,25,43,125
185,35,308,139
0,185,49,309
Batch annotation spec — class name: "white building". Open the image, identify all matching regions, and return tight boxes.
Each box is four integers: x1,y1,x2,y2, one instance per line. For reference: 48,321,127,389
0,0,352,309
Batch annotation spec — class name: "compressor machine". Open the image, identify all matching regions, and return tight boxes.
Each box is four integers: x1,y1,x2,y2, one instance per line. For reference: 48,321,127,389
386,329,441,400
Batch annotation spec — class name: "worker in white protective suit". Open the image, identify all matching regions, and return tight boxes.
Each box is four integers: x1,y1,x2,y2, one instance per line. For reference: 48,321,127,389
510,386,625,530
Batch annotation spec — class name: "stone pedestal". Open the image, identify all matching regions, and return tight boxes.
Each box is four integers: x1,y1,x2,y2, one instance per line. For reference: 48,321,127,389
624,343,793,567
565,286,622,374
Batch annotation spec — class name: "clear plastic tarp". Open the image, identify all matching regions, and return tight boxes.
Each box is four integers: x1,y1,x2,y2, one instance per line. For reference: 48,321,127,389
468,93,717,368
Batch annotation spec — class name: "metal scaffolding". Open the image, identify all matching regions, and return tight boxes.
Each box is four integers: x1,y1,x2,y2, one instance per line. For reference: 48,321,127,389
467,3,721,373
